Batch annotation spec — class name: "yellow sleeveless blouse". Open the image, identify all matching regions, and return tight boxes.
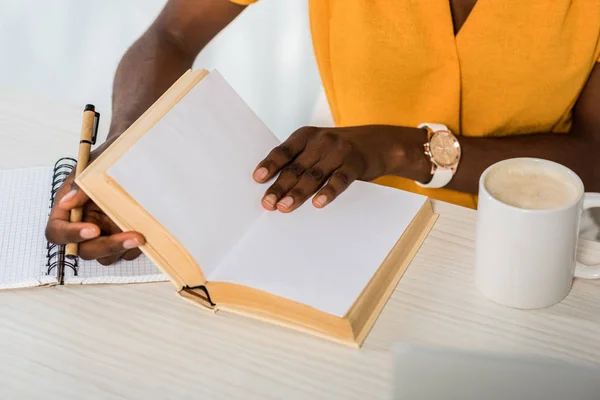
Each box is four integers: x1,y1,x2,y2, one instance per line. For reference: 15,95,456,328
233,0,600,208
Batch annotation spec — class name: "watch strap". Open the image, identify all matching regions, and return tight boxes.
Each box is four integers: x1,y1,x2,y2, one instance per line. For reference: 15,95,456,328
418,122,448,134
416,168,453,188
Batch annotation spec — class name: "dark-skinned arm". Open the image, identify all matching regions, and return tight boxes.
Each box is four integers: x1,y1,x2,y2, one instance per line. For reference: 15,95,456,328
253,63,600,212
422,62,600,194
109,0,245,139
45,0,245,264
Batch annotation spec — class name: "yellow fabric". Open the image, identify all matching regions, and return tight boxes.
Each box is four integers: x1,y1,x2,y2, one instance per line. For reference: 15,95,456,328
238,0,600,208
229,0,257,5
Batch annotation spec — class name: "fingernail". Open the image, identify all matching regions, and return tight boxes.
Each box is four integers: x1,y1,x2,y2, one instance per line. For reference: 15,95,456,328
80,227,98,239
277,196,294,209
60,189,78,204
254,167,269,182
123,239,140,249
262,194,277,208
314,194,327,207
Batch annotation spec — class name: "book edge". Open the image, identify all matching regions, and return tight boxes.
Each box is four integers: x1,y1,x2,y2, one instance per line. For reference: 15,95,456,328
349,199,438,346
77,69,210,290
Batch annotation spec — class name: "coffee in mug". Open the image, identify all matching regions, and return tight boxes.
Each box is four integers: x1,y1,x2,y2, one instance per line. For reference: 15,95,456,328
475,158,600,309
484,160,579,210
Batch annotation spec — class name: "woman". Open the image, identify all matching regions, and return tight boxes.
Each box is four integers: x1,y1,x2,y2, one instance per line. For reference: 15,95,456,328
46,0,600,264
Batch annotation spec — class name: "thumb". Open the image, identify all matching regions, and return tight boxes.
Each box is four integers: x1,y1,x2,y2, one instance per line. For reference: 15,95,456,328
57,183,90,210
56,137,116,211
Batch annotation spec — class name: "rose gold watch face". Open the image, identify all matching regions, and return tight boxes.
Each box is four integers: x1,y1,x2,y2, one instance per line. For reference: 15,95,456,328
430,131,460,168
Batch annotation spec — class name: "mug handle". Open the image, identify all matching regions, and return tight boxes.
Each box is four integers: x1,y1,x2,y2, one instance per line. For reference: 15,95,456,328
574,193,600,279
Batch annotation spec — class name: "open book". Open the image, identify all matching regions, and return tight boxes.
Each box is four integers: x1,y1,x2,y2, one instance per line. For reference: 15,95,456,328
77,69,437,347
0,159,166,289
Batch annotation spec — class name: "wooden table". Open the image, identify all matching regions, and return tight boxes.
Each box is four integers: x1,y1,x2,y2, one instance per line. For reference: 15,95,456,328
1,88,600,399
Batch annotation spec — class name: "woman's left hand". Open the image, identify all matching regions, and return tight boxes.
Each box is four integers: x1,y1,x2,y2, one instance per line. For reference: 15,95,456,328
252,125,431,212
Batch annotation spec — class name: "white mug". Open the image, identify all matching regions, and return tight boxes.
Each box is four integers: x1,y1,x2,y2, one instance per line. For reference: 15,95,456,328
475,158,600,309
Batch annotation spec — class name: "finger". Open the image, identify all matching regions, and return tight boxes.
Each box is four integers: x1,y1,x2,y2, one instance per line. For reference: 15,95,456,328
82,208,109,233
46,137,120,246
261,146,322,211
78,232,145,261
83,202,143,244
56,185,90,211
54,137,116,212
46,186,100,244
253,127,313,183
45,220,101,245
52,170,89,209
99,248,142,266
97,248,142,266
122,248,142,261
97,254,124,266
46,174,96,244
312,163,359,208
82,205,122,236
276,151,346,213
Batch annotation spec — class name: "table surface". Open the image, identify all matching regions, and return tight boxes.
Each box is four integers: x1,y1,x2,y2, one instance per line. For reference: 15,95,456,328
1,88,600,400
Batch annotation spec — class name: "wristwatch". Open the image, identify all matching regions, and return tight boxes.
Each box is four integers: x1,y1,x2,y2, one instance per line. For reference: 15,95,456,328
416,123,461,188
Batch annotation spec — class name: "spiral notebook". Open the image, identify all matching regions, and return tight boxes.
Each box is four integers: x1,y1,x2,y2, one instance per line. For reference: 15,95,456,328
0,158,167,290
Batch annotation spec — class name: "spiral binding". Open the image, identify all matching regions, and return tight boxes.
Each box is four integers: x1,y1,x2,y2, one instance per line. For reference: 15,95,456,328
46,157,79,282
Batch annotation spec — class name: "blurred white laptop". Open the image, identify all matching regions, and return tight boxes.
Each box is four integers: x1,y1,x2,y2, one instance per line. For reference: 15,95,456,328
393,343,600,400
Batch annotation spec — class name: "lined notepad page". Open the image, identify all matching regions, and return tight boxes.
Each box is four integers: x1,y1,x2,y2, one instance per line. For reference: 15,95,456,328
0,166,167,289
64,256,166,284
0,167,57,289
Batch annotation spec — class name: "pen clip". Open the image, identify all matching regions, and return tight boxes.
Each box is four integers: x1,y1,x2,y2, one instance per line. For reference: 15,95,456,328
91,111,100,145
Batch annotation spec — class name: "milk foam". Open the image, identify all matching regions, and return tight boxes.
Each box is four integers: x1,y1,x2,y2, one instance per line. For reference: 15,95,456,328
485,161,580,210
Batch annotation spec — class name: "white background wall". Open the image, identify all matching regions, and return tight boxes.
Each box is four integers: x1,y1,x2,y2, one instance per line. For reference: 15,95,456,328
0,0,329,140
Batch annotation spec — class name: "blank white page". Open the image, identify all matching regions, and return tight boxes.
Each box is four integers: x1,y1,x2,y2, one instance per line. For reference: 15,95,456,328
0,166,58,289
209,181,426,317
108,71,280,278
64,254,167,285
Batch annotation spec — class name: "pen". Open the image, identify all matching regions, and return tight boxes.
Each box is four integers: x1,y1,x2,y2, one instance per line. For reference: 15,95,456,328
65,104,99,259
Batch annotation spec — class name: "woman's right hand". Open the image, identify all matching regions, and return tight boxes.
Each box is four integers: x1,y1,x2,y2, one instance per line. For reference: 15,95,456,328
44,138,146,265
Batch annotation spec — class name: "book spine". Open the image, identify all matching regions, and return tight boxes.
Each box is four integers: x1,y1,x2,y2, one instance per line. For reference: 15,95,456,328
178,285,216,310
46,157,79,284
